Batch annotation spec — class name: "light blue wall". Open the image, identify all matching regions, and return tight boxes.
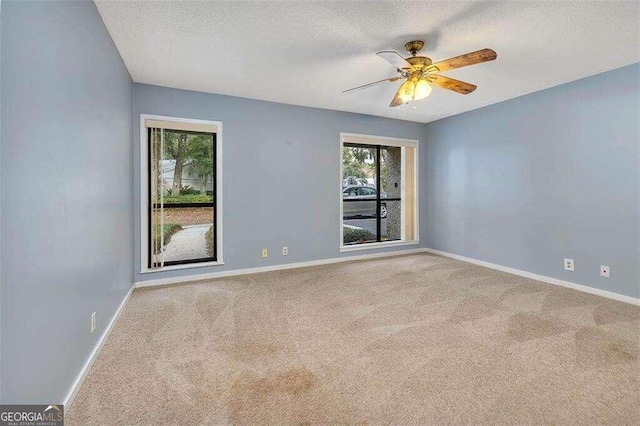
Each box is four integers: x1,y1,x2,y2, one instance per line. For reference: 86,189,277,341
0,0,133,403
134,84,427,283
423,64,639,298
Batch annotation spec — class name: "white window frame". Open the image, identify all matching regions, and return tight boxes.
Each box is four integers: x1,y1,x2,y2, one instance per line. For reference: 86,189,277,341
139,114,224,273
339,132,419,252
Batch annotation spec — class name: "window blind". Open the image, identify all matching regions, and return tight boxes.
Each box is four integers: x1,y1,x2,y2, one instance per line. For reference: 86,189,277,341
144,119,218,133
150,128,165,269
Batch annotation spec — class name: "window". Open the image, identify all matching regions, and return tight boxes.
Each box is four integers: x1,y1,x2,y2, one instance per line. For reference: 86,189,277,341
340,133,418,251
141,115,223,272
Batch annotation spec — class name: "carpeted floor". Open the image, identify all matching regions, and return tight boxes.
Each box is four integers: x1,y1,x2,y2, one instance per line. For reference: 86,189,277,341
67,253,639,425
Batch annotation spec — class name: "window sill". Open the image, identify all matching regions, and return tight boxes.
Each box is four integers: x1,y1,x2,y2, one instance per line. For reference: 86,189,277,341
339,240,420,253
140,260,225,274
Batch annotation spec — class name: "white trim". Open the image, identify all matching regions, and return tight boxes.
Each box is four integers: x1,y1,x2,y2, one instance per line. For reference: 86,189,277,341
339,139,344,248
413,142,420,240
423,248,640,306
63,284,135,408
135,248,427,288
339,132,419,251
339,240,420,252
139,114,224,273
400,146,406,242
341,132,419,148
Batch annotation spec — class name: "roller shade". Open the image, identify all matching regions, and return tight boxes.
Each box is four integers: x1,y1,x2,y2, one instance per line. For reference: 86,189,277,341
145,119,218,133
341,133,417,148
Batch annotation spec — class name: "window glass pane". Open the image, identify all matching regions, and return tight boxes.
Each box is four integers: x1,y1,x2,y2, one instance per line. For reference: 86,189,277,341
161,131,214,204
342,145,377,187
342,144,379,245
381,199,401,242
380,146,402,197
160,206,214,263
343,201,378,245
381,146,402,242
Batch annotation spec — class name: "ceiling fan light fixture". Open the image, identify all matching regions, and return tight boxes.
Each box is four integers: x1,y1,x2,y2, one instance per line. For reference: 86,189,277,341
414,79,432,101
398,78,431,104
398,80,415,104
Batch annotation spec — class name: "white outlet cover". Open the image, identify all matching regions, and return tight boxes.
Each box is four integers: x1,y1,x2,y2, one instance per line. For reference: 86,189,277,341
282,246,288,255
261,248,268,258
600,265,610,278
91,312,96,334
564,258,574,271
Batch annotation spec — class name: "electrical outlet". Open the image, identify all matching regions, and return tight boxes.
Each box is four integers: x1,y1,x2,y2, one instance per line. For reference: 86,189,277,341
564,258,574,271
261,248,268,258
282,246,288,256
91,312,96,334
600,265,610,278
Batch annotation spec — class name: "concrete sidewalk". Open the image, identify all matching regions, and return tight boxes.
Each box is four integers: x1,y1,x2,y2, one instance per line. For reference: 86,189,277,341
162,223,212,262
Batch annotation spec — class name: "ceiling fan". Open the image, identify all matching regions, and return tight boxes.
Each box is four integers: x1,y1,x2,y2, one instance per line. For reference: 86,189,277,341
343,40,497,107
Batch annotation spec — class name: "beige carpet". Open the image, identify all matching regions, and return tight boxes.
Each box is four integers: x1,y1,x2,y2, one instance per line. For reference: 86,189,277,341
67,253,639,425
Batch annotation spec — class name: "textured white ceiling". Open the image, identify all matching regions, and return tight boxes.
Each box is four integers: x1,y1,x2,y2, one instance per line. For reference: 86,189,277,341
95,0,640,123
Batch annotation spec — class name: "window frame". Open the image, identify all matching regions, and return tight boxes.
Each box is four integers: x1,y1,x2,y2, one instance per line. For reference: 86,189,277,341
140,114,224,273
339,132,419,252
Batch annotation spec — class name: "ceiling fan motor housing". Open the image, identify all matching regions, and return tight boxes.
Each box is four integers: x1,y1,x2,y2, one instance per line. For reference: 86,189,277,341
406,56,433,72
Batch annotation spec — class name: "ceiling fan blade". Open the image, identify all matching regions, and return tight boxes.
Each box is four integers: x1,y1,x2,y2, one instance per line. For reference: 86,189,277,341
426,48,497,73
389,84,407,107
377,51,414,72
342,76,403,94
427,75,477,94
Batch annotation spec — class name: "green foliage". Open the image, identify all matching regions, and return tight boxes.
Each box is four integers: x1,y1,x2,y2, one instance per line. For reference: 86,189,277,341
163,193,213,204
342,146,395,189
205,226,214,257
178,186,200,195
187,138,214,194
165,186,197,196
162,131,214,195
343,227,376,244
153,223,182,254
343,147,367,178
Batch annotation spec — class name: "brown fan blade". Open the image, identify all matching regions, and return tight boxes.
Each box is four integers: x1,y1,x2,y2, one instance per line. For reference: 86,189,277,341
376,51,414,72
342,76,403,94
389,84,407,107
426,48,496,73
427,75,477,94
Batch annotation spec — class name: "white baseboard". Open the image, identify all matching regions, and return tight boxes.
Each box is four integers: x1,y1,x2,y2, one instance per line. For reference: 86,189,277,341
135,248,427,288
63,284,135,409
423,248,639,306
136,247,638,305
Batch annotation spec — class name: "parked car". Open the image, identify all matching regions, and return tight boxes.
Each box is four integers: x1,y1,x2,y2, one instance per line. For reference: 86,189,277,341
342,185,387,218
